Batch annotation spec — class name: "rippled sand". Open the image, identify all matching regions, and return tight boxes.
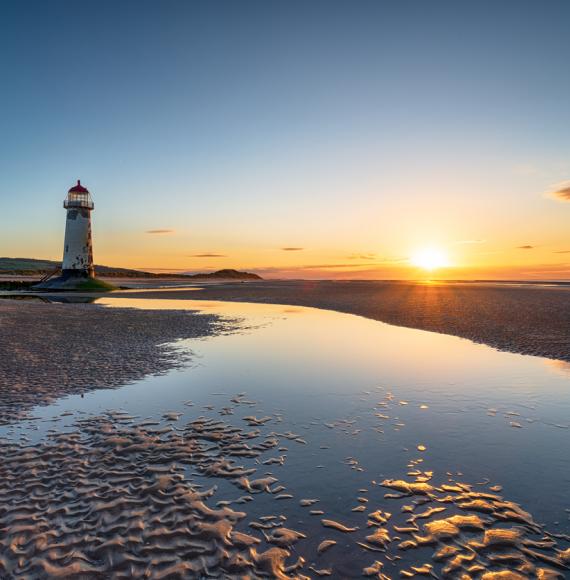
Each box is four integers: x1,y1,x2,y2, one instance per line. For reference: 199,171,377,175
0,411,311,578
1,408,568,578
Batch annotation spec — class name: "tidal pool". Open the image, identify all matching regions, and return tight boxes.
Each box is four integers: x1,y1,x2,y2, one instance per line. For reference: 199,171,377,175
2,297,569,578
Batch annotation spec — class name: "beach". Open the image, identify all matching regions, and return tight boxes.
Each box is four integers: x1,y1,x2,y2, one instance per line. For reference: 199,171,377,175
1,290,570,578
0,299,231,425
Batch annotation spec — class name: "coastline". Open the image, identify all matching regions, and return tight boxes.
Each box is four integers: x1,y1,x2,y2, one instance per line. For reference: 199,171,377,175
108,279,570,363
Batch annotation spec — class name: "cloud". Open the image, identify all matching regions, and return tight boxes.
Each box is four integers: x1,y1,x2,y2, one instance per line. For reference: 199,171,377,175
516,245,534,250
190,253,227,258
146,229,174,234
554,250,570,254
347,253,377,260
258,262,377,272
546,181,570,202
517,263,570,277
281,247,304,251
251,260,413,280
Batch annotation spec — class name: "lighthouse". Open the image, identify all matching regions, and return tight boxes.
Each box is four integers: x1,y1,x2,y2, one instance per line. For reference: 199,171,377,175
35,179,112,291
62,180,95,279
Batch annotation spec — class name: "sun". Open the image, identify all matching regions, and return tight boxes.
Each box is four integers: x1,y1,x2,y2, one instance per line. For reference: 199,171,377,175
410,247,449,271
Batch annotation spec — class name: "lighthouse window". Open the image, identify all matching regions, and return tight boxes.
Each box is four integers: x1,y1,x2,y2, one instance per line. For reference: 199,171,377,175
69,192,88,204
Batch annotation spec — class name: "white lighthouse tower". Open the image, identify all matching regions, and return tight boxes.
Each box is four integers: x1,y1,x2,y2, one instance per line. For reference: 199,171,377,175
35,179,111,291
62,180,95,279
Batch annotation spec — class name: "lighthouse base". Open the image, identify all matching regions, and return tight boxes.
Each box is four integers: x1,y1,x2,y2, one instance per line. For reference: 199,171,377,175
34,271,115,292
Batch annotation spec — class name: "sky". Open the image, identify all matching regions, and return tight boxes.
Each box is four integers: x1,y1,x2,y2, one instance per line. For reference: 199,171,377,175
1,0,569,279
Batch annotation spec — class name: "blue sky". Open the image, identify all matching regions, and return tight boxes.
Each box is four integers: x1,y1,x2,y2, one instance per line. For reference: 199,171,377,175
1,0,569,277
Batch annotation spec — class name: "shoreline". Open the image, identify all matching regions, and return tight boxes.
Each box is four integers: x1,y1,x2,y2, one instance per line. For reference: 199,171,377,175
106,279,570,364
0,300,234,425
2,278,570,424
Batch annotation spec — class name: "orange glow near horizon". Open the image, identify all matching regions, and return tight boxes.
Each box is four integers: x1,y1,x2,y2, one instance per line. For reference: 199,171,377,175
10,229,570,281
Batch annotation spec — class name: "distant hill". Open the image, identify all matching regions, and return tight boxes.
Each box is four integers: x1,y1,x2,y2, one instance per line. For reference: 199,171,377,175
0,257,152,277
0,258,262,280
186,269,261,281
0,258,60,275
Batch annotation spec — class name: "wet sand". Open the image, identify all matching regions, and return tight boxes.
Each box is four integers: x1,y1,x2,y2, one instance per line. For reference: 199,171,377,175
114,280,570,363
1,292,570,577
0,412,307,578
1,406,568,578
0,300,232,425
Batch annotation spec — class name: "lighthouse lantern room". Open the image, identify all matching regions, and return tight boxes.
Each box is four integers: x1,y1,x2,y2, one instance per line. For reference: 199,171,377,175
62,180,95,279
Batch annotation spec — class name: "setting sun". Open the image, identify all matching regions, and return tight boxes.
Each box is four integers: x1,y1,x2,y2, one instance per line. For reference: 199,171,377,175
410,247,449,271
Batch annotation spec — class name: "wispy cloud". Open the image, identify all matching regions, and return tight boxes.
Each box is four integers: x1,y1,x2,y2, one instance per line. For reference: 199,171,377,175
554,250,570,254
281,247,304,251
346,254,408,263
347,253,377,260
516,263,570,277
546,181,570,202
255,258,410,275
252,260,413,280
260,262,378,272
146,229,175,234
516,245,534,250
190,253,227,258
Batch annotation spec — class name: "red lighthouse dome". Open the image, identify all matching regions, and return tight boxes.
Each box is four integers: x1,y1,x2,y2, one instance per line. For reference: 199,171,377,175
68,179,89,194
64,179,94,210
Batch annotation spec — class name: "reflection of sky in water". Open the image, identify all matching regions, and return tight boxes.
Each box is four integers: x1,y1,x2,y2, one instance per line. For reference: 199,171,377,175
3,298,570,540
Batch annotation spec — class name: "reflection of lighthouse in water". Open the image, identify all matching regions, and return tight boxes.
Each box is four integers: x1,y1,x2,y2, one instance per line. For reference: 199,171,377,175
62,180,95,279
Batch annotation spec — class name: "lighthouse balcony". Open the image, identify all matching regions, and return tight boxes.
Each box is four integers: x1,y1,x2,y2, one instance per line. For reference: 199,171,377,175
64,193,94,209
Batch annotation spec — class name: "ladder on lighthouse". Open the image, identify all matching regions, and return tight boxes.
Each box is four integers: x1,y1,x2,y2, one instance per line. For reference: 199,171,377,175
38,267,61,284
